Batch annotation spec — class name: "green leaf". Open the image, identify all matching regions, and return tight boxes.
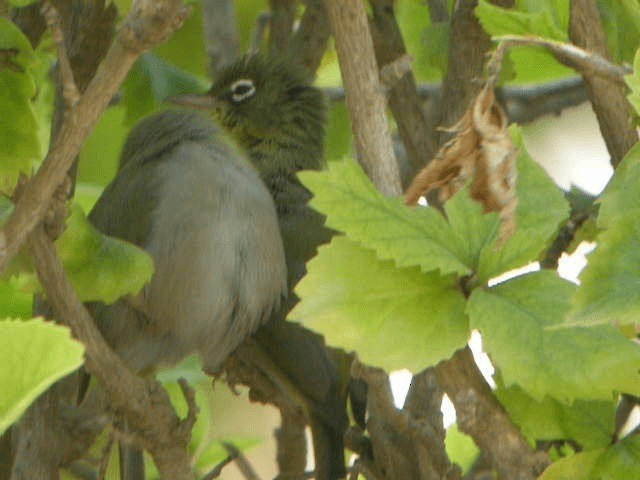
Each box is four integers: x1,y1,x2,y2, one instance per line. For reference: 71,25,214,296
56,203,154,303
469,270,640,402
475,0,567,41
299,158,471,276
596,141,640,229
496,383,615,450
625,49,640,117
0,276,33,319
568,146,640,326
568,219,640,326
291,236,469,372
539,435,640,480
599,0,640,64
478,127,569,281
0,318,85,436
7,0,39,8
445,425,479,474
0,18,40,190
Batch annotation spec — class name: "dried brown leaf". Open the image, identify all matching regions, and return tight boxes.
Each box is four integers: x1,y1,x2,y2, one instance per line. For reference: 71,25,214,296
405,85,517,242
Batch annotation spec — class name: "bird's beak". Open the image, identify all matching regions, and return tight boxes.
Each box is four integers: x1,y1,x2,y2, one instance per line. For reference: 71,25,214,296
165,93,219,111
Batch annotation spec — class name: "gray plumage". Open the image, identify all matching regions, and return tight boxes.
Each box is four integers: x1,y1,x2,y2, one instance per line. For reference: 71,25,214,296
88,110,287,374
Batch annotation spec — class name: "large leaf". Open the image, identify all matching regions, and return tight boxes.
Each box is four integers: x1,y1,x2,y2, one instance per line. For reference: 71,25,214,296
469,271,640,402
539,435,640,480
0,318,85,436
475,0,567,41
569,145,640,326
56,203,154,303
299,159,473,276
625,49,640,117
0,18,40,190
478,127,569,281
599,0,640,64
291,236,469,372
496,383,616,450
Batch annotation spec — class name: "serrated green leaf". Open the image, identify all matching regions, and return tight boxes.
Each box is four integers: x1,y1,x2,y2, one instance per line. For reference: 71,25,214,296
469,271,640,402
597,142,640,229
299,158,472,276
0,318,85,436
444,186,502,270
496,383,615,450
568,219,640,326
0,18,40,190
291,236,469,372
568,145,640,326
539,435,640,480
56,203,154,303
625,49,640,117
478,127,569,281
475,0,567,41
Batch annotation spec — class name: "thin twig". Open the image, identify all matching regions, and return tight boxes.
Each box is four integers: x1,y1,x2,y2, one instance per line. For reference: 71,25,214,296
492,34,631,84
97,435,114,480
222,442,261,480
41,2,79,106
379,54,413,94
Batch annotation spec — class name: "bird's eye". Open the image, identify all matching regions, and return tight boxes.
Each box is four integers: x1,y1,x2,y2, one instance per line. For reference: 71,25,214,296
230,79,256,102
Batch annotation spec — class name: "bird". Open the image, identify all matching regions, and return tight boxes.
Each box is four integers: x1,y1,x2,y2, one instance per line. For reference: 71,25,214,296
87,108,288,477
172,54,350,480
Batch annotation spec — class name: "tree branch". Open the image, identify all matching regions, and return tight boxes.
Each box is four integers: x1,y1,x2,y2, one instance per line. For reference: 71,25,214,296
201,0,241,76
568,0,637,167
324,0,401,196
269,0,296,54
0,0,191,274
289,0,330,74
26,227,196,479
438,0,514,134
323,77,588,125
434,348,550,480
369,0,438,188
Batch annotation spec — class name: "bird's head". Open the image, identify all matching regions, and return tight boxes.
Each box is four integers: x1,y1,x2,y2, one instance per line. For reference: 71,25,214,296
170,55,326,162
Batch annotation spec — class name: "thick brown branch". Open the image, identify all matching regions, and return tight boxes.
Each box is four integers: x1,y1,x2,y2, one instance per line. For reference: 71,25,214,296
351,360,461,480
289,0,330,74
269,0,296,54
325,0,401,196
435,348,550,480
0,0,190,274
369,0,438,188
568,0,637,167
439,0,514,134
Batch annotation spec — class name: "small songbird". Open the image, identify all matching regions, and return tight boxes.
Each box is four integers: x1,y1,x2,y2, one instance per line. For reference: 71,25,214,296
88,110,287,375
173,55,349,480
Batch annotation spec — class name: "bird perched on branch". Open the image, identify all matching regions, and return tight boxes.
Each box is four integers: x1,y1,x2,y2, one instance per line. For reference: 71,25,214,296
173,55,349,480
87,109,288,478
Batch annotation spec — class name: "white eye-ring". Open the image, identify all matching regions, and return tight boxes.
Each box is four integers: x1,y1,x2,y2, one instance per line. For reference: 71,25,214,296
230,79,256,102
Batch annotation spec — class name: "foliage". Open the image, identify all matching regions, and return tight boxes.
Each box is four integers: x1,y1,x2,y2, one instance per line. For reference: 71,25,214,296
2,0,640,478
0,319,84,436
